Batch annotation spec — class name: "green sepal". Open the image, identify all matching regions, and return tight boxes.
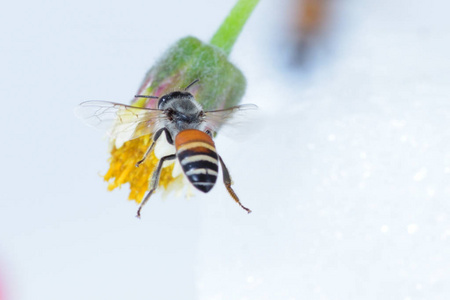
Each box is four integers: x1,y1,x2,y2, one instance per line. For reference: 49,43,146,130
134,37,246,111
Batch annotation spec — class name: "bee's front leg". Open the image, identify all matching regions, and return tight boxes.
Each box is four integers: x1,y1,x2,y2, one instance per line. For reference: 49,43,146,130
136,128,174,167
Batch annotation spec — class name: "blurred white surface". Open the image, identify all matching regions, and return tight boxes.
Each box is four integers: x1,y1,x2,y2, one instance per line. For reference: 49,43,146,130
1,0,450,299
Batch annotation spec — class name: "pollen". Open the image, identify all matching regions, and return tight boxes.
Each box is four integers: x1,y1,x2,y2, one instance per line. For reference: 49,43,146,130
103,134,177,204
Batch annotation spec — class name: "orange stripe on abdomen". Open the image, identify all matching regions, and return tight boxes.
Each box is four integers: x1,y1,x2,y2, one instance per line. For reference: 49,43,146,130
175,129,215,149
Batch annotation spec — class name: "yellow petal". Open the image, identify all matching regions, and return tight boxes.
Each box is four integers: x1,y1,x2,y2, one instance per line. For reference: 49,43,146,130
104,134,180,204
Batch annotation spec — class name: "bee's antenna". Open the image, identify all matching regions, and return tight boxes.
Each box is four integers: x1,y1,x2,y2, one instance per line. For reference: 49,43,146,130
184,79,199,91
134,95,159,99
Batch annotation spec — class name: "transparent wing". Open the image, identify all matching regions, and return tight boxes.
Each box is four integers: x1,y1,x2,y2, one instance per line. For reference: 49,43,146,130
75,101,166,142
203,104,258,134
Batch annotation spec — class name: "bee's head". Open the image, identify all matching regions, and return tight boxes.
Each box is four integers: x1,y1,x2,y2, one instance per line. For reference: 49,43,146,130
158,91,194,110
160,91,203,125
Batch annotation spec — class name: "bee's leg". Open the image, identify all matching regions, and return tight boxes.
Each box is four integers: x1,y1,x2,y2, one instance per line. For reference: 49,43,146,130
136,154,176,218
218,155,252,213
135,139,156,167
136,128,174,167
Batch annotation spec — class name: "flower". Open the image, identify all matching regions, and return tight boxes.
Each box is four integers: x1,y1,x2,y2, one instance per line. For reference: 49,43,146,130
103,38,244,203
103,0,259,204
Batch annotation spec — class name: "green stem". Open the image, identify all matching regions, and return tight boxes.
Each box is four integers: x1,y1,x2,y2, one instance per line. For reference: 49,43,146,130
210,0,260,56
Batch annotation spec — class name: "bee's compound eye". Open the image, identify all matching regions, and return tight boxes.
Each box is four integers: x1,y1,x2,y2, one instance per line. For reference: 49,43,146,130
158,96,168,109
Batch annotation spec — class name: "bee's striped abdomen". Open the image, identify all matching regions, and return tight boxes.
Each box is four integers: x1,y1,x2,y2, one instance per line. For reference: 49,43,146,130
175,129,219,193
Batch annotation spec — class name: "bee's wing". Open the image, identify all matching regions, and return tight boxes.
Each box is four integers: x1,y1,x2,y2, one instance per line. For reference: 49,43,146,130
203,104,258,134
75,101,166,142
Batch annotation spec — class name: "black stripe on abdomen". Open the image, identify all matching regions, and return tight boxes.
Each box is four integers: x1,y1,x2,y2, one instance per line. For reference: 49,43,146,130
177,148,217,163
178,151,219,193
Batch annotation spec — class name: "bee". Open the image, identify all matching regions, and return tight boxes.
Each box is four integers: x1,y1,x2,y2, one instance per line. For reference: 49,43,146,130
76,80,256,217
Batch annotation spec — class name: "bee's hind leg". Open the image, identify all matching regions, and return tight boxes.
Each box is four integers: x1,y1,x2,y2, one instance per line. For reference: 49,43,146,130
218,155,252,213
136,154,176,218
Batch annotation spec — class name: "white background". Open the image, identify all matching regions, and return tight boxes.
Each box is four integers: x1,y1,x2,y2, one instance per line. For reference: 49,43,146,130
1,0,450,299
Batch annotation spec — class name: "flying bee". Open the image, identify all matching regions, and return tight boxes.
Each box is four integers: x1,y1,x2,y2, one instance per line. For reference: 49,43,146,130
76,80,257,217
